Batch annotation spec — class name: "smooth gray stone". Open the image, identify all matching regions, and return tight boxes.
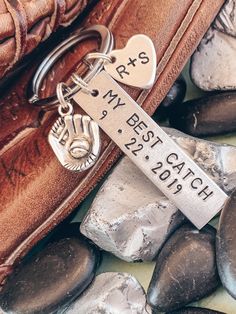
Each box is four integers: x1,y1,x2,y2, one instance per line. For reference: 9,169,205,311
0,224,100,314
168,92,236,136
64,272,151,314
147,224,219,312
214,0,236,37
190,28,236,91
153,75,186,121
81,128,236,262
216,189,236,300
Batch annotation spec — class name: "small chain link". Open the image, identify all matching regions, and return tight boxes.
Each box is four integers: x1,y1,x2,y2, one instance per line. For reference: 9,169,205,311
56,82,74,116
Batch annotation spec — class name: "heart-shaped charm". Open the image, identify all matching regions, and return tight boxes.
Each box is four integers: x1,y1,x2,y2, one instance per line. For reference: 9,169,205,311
104,34,156,89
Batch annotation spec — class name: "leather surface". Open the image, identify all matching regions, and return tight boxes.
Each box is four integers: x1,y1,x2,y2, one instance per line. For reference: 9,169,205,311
0,0,224,286
0,0,92,79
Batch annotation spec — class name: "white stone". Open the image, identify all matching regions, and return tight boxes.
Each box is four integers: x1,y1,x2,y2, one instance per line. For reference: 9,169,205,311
191,27,236,91
165,127,236,194
214,0,236,37
64,272,151,314
80,155,184,262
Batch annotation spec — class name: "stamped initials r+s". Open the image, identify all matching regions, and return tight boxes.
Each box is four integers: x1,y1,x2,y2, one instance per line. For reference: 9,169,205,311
116,52,149,79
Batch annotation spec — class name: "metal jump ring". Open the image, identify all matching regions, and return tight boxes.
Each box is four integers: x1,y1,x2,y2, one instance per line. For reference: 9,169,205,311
57,83,74,116
84,52,113,64
58,102,73,117
71,73,93,95
56,82,71,108
29,24,114,110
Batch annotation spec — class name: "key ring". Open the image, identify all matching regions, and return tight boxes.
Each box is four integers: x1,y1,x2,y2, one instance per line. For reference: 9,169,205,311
29,24,114,110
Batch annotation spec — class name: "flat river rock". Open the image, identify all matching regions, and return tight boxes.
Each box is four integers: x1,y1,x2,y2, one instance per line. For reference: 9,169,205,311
0,223,100,314
169,92,236,136
217,189,236,300
147,224,219,312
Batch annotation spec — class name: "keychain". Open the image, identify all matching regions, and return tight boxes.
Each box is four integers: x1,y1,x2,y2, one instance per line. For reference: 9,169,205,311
29,24,228,229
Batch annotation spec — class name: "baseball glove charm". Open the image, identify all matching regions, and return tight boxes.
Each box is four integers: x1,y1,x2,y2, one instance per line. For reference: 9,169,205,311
48,114,101,172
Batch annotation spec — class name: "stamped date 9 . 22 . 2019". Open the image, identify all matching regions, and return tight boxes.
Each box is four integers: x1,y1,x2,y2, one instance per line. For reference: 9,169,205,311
125,113,214,200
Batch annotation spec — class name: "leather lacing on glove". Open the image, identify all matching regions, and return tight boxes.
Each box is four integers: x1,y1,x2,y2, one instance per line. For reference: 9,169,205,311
0,0,91,79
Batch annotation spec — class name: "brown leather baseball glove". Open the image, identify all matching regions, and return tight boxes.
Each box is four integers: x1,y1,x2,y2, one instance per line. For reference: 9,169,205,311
0,0,92,79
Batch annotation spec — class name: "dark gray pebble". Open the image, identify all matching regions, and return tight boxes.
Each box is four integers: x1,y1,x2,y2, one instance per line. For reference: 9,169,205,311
147,224,219,312
167,307,225,314
0,223,100,314
169,92,236,136
217,190,236,299
153,75,186,121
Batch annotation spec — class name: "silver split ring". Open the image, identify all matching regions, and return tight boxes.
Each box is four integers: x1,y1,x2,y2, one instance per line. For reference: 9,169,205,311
84,52,113,63
29,24,114,110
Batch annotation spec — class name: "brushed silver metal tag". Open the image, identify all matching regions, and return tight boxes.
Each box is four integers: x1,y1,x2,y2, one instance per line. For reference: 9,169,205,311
74,71,228,229
104,34,156,89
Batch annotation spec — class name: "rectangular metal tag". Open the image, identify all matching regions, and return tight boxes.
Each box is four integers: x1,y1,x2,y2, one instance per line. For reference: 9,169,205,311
74,71,228,229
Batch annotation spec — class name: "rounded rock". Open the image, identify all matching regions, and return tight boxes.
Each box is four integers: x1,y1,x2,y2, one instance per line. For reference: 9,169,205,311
0,223,100,314
190,28,236,91
169,92,236,136
147,223,219,312
217,190,236,299
153,75,186,121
